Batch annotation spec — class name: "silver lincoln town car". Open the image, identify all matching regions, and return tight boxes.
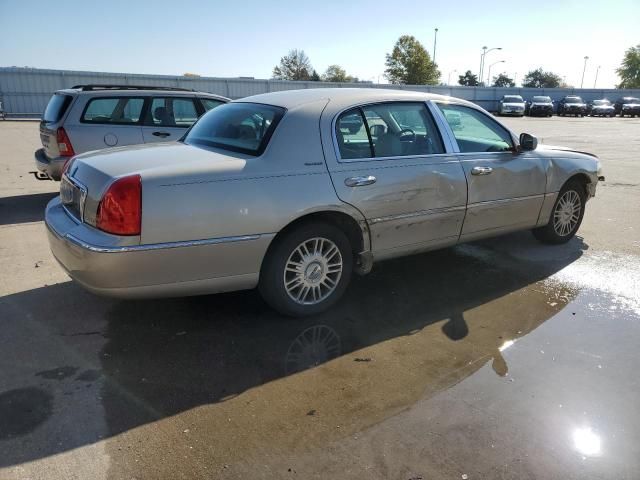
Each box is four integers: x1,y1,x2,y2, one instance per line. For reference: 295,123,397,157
46,89,603,316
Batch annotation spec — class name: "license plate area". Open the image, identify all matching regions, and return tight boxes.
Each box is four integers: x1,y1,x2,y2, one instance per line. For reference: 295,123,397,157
60,175,87,222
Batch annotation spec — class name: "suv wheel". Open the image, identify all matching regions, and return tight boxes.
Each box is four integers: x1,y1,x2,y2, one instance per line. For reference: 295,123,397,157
532,180,586,244
259,222,353,316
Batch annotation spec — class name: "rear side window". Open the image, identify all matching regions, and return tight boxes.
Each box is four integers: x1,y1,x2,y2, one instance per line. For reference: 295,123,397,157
201,98,225,111
43,94,73,123
335,102,444,160
184,102,285,156
82,97,144,124
147,97,199,127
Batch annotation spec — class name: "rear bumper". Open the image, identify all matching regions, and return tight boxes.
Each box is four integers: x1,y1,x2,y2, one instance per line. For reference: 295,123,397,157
45,197,272,298
34,148,66,181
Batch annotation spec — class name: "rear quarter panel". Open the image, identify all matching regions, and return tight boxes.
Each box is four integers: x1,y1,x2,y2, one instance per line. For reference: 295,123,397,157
139,99,364,245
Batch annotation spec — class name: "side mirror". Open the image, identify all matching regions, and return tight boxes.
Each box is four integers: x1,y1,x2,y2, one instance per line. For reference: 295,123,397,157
519,133,537,151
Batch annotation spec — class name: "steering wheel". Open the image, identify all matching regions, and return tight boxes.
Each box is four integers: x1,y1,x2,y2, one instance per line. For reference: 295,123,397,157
398,128,416,142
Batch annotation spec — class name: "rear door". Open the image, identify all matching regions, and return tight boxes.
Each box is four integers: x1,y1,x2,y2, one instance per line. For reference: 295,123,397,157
141,96,202,143
64,96,145,153
434,102,547,240
325,101,467,257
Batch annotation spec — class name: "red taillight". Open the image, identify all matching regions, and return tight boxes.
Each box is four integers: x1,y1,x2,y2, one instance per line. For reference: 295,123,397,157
56,127,75,157
96,175,142,236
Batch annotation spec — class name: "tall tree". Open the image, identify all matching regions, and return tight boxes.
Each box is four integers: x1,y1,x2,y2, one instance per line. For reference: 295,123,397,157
272,49,313,81
521,68,562,88
492,73,515,87
322,65,352,83
458,70,479,86
617,44,640,88
310,70,321,82
384,35,440,85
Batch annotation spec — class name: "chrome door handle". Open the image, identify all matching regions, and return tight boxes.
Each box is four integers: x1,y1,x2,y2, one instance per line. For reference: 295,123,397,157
471,166,493,176
345,175,377,187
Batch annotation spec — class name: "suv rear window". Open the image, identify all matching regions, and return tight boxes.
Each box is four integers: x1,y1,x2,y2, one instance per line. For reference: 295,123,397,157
82,97,144,124
184,102,285,156
43,93,73,123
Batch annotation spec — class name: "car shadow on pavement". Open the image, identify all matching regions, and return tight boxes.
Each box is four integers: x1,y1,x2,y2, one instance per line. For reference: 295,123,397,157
0,192,57,226
0,232,587,468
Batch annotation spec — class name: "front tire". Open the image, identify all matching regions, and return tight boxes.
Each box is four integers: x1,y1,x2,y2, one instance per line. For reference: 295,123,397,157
532,180,586,244
259,222,353,317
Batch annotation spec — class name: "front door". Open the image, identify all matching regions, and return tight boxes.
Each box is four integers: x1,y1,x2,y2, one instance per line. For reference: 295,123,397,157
435,103,547,240
325,101,467,258
141,96,201,143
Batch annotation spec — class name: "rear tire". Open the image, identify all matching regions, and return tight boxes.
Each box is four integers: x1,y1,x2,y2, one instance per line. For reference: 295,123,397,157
532,180,586,244
259,222,353,317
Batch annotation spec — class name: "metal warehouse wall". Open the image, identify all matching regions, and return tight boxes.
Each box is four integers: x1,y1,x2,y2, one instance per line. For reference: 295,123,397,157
2,67,639,116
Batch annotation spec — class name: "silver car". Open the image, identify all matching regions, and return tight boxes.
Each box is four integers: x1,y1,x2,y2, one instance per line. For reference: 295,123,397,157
34,85,228,180
498,95,526,116
45,89,603,316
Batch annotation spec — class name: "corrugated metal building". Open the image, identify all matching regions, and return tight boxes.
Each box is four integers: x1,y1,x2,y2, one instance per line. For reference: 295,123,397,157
1,67,639,116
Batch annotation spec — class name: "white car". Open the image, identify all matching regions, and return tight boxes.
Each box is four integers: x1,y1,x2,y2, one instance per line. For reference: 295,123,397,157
498,95,525,117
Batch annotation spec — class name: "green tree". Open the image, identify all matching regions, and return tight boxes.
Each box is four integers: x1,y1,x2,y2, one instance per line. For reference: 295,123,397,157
322,64,352,82
310,69,321,81
492,73,515,87
521,68,562,88
384,35,440,85
272,49,313,81
458,70,479,86
617,44,640,88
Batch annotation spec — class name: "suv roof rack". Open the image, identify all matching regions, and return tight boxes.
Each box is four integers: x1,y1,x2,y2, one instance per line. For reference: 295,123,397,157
70,84,194,92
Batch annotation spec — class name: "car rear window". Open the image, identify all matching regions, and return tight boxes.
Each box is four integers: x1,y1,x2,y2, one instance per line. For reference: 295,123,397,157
184,102,285,156
82,97,145,124
43,93,73,123
503,96,523,102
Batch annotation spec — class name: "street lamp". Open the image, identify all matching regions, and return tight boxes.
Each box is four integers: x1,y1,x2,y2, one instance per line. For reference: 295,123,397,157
433,28,439,64
448,69,457,85
479,46,502,86
593,65,601,88
580,56,589,88
487,60,506,86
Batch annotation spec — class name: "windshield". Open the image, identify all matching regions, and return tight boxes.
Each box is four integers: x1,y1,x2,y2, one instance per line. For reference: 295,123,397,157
593,100,611,106
624,97,640,104
43,93,72,123
184,102,285,156
503,96,523,103
565,97,583,104
532,96,551,103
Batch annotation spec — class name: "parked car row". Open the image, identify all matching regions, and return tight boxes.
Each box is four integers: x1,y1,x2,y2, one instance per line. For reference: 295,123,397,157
40,86,604,316
496,94,640,118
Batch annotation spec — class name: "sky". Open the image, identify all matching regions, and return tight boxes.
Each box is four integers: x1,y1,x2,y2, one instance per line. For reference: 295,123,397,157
1,0,638,88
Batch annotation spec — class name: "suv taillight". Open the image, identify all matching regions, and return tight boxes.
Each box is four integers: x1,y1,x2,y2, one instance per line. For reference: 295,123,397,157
96,175,142,236
56,127,75,157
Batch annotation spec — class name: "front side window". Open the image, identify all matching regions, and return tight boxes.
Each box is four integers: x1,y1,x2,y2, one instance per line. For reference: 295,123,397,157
147,97,199,127
437,104,513,153
184,102,285,156
82,97,144,124
335,102,444,160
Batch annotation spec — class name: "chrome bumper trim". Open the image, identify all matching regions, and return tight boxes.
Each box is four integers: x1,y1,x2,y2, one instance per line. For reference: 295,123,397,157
46,219,262,254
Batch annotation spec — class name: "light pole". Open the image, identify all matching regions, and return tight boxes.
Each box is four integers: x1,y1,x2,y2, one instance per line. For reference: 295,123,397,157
448,69,457,85
593,65,601,88
514,72,518,86
479,46,502,86
487,60,505,87
580,56,589,88
433,28,439,64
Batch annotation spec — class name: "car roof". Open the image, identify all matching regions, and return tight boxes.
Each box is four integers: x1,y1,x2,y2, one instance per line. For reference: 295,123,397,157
235,88,477,109
54,87,228,100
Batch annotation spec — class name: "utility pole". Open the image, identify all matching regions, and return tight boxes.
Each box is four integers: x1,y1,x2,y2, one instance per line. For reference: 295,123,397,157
580,56,589,88
594,65,601,88
433,28,439,63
